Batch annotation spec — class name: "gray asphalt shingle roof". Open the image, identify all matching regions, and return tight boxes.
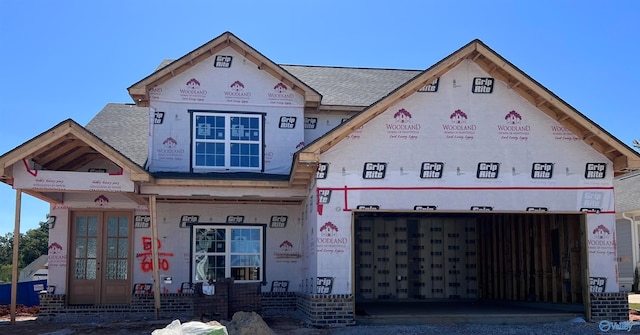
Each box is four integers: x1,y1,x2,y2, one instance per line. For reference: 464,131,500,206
615,171,640,213
281,65,421,106
85,103,148,167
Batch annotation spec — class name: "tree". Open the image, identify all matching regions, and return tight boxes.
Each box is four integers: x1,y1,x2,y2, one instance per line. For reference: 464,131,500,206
0,220,49,282
19,221,49,268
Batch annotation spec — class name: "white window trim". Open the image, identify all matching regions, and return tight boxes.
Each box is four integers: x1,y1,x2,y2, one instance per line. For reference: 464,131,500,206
192,225,264,283
192,111,263,171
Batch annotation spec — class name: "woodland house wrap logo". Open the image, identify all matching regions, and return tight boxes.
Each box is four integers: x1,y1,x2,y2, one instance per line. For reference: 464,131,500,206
48,242,66,268
443,109,476,140
274,240,301,261
498,110,530,141
149,87,162,101
157,137,184,161
224,80,251,103
589,224,614,256
318,222,348,255
179,78,207,102
94,194,109,207
386,108,420,140
268,82,294,105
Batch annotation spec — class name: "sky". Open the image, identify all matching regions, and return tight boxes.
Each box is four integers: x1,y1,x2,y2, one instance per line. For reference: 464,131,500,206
0,0,639,236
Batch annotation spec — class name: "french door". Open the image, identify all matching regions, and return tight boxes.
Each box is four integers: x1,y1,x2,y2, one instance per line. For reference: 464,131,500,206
68,211,132,304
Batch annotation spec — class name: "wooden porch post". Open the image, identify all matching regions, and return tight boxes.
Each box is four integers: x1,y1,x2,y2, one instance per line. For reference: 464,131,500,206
150,195,161,319
10,189,22,325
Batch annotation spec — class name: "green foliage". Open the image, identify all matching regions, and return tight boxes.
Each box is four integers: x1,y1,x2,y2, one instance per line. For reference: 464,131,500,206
0,220,49,277
0,264,12,283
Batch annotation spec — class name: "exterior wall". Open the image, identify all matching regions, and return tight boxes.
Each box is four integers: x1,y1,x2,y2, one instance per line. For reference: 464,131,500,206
45,195,305,295
147,46,305,174
300,185,319,293
304,112,356,144
312,59,618,294
615,218,634,292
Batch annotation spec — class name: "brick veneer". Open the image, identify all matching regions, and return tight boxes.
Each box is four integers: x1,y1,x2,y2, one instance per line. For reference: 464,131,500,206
295,293,355,327
38,278,261,323
590,292,629,322
38,293,193,322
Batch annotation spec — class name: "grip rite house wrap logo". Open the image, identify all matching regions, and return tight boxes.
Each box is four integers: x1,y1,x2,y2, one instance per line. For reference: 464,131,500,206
157,137,184,161
179,78,207,102
585,163,606,179
417,77,440,92
224,80,251,103
363,162,387,179
472,77,494,93
268,82,295,105
531,163,553,179
477,162,500,179
420,162,444,179
153,111,165,124
279,116,297,129
316,163,329,179
443,109,476,140
386,108,421,140
498,110,530,141
305,117,318,129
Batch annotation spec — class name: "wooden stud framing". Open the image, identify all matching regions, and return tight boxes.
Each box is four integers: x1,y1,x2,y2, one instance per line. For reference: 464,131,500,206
476,213,584,306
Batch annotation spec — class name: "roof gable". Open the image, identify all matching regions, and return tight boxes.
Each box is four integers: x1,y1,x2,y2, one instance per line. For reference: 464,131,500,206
0,119,151,184
294,39,640,178
128,31,321,108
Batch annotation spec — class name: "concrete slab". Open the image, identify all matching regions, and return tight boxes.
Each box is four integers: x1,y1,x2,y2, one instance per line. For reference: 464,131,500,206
355,301,585,325
629,294,640,304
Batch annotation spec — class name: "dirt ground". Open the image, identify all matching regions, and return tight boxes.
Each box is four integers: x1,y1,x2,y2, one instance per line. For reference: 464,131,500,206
2,307,640,335
0,307,330,335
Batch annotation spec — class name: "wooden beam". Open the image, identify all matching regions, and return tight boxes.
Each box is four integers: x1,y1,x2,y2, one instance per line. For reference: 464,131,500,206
125,192,148,206
22,190,62,204
151,178,290,188
150,195,161,320
10,190,21,325
0,123,74,170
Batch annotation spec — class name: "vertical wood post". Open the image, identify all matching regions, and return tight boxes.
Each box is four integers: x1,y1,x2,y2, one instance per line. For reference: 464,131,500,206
150,195,161,319
10,189,22,325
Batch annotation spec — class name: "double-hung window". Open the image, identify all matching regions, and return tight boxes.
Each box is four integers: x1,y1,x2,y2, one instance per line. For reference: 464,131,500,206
192,111,263,171
193,226,264,282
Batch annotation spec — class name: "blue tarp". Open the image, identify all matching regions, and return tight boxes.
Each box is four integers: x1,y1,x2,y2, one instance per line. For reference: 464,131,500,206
0,280,47,306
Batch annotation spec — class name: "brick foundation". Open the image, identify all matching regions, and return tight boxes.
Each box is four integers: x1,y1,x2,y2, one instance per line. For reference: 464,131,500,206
38,293,193,322
296,293,355,327
590,293,629,322
261,292,297,315
38,278,262,323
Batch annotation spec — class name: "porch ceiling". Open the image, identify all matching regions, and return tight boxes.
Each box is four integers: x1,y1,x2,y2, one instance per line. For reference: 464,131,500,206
26,133,105,172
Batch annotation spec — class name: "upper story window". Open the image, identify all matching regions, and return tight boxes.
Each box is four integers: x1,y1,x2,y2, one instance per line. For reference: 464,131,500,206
192,111,263,171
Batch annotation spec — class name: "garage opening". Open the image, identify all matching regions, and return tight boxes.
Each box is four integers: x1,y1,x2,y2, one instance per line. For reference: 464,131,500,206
354,212,587,319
